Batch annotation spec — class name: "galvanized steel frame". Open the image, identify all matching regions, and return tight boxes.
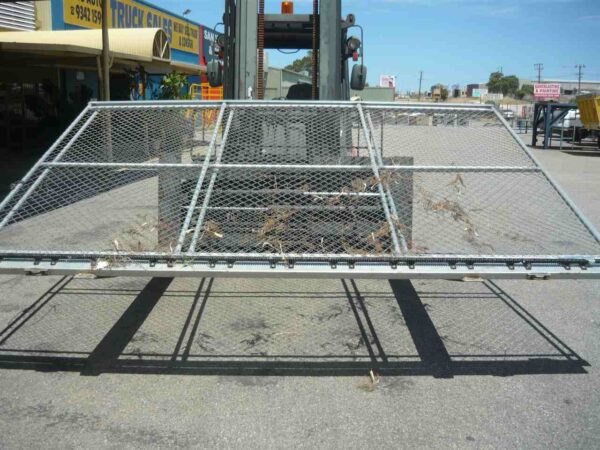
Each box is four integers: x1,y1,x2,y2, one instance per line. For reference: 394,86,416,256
0,100,598,279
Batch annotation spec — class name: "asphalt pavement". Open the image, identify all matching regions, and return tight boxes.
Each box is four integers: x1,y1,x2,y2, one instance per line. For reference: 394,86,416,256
0,148,598,449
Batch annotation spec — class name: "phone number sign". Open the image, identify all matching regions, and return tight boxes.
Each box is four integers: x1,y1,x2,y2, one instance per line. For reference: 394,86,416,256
64,0,199,54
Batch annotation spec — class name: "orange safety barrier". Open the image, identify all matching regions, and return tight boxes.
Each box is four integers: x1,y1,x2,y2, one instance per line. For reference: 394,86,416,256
188,83,224,125
189,83,223,101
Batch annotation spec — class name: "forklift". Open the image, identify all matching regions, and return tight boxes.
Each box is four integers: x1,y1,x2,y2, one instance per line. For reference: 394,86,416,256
207,0,367,100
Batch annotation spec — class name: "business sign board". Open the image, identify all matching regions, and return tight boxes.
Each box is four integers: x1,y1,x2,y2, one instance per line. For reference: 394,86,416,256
63,0,199,54
482,93,504,102
534,83,561,99
472,88,488,98
379,75,396,89
200,25,219,66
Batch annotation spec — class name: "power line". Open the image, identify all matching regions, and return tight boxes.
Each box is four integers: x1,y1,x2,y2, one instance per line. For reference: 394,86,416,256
534,63,543,82
575,64,585,93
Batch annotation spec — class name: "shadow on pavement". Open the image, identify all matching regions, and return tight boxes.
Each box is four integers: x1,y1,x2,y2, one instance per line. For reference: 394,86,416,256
0,275,589,378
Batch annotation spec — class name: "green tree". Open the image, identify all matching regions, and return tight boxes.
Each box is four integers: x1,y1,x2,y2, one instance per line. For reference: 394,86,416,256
521,84,534,95
159,71,189,99
440,86,449,101
488,72,520,97
487,71,504,93
285,51,314,75
515,84,534,99
501,75,519,96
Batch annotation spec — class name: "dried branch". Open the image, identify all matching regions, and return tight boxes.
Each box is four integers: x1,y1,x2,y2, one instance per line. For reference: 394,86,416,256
204,220,224,239
448,173,466,194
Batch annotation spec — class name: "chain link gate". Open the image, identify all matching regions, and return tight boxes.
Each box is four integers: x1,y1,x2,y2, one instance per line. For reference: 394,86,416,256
0,100,598,279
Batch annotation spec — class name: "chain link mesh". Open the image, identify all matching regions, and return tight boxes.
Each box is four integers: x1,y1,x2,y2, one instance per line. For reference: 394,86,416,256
0,101,597,265
365,106,537,167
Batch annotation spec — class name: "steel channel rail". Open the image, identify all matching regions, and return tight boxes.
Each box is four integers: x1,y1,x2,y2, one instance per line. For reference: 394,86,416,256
0,248,596,263
0,110,99,231
187,110,236,252
0,259,596,280
174,103,227,252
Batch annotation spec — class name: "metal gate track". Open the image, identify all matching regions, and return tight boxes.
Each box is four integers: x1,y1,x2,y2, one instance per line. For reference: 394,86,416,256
0,100,598,279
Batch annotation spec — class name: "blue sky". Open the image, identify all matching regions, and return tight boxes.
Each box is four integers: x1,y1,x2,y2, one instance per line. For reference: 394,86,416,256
155,0,600,91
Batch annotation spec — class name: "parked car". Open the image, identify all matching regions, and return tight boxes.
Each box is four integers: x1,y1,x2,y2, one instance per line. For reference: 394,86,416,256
502,110,515,120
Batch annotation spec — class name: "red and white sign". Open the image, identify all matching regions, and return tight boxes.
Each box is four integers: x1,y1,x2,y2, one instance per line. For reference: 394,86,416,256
534,83,561,99
379,75,396,89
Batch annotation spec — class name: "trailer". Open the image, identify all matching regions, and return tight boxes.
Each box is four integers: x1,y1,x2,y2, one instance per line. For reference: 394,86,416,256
577,94,600,148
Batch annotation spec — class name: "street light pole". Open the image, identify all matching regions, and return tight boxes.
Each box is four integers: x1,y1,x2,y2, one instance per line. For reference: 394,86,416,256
102,0,110,100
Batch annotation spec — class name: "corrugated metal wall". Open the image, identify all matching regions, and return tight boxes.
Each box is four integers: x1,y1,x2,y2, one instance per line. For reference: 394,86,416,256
0,1,35,31
350,87,395,102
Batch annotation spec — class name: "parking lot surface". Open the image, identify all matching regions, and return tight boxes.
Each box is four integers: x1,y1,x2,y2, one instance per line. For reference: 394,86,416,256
0,149,598,449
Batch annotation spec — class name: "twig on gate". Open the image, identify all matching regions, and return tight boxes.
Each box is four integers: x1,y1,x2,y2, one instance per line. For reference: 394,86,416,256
448,173,466,194
351,178,368,193
204,220,224,239
257,208,297,238
341,239,367,255
364,222,392,253
418,186,494,252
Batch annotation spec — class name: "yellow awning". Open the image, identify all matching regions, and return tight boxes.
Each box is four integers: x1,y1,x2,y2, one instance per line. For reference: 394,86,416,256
0,28,170,63
0,28,171,61
0,28,205,74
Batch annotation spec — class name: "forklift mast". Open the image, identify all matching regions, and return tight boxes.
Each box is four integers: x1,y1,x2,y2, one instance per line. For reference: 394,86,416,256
211,0,366,100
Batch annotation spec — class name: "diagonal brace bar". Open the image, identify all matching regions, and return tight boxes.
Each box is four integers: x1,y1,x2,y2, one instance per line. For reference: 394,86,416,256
357,103,404,256
186,110,236,253
365,111,411,252
174,104,227,252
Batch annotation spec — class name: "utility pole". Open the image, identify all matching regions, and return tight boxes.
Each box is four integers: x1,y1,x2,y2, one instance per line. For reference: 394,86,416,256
417,70,423,100
101,0,110,100
534,63,543,82
575,64,585,94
